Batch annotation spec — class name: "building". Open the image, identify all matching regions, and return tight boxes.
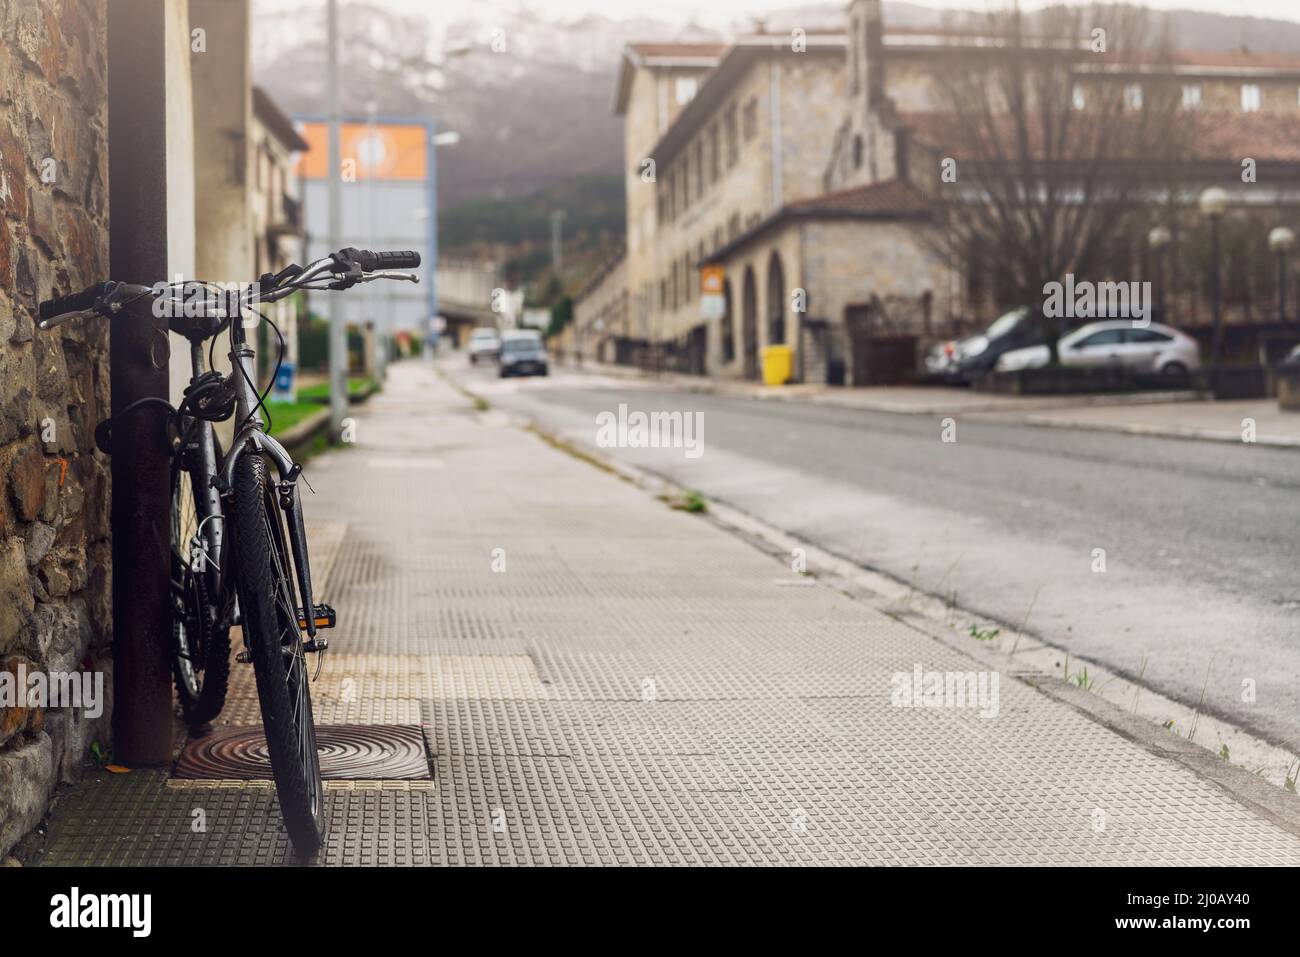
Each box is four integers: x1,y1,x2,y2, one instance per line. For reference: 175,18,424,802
249,86,309,392
578,0,1300,385
297,117,439,356
0,0,318,858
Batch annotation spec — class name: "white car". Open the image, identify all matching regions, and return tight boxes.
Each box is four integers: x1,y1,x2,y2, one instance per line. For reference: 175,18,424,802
995,321,1200,374
467,327,500,365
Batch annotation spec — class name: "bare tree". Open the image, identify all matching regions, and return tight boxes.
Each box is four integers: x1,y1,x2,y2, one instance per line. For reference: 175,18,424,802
920,2,1193,359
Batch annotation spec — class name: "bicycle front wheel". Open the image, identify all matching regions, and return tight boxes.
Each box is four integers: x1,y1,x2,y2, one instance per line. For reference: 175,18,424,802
230,451,324,856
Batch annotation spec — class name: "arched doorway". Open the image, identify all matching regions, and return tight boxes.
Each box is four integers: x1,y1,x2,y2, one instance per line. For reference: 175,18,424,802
767,251,786,346
721,278,735,363
741,266,758,379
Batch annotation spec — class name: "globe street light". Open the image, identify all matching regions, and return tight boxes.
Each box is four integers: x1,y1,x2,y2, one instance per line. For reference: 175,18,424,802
1269,226,1296,323
1199,187,1229,368
1147,224,1172,322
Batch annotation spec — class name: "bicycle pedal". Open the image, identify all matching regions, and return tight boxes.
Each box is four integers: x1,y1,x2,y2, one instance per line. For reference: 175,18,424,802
302,638,329,653
236,649,252,664
297,603,336,632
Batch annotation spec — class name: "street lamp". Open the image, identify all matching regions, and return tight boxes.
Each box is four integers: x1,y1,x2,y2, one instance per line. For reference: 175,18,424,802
1147,224,1171,322
1199,187,1229,368
1268,226,1296,323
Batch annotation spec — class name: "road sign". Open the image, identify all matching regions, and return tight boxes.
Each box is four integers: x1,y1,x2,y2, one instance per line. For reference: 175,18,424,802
700,265,725,320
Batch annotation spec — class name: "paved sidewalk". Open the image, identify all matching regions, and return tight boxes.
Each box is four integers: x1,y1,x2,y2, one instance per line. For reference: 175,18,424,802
33,362,1300,864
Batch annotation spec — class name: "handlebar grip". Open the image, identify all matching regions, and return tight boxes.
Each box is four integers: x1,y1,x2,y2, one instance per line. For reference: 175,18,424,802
38,282,114,323
342,248,421,272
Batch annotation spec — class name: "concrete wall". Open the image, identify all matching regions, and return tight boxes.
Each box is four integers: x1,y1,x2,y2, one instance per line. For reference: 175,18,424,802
0,0,113,860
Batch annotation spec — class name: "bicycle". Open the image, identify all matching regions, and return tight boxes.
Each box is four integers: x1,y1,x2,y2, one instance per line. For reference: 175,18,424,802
37,247,421,855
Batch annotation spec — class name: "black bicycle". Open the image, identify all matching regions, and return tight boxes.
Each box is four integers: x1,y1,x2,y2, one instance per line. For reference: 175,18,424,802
37,248,420,855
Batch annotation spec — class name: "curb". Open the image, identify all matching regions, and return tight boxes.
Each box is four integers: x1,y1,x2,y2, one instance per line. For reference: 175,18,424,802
273,407,329,454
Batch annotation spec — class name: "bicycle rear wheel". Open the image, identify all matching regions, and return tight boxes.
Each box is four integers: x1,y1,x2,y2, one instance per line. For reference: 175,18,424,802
230,452,324,856
170,457,231,725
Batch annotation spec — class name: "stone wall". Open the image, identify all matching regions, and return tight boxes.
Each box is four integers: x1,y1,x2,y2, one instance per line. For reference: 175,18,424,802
0,0,112,860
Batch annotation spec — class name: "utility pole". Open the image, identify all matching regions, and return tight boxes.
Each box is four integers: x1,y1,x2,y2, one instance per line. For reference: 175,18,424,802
550,209,565,274
327,0,346,439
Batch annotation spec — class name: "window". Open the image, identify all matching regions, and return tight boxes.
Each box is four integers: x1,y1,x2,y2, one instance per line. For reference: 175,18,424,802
725,105,739,166
1073,328,1125,349
675,76,697,105
1071,84,1086,111
742,98,758,140
1123,84,1143,111
1129,328,1172,343
852,134,864,170
695,142,704,200
709,125,720,182
681,163,689,210
1242,84,1262,112
1181,84,1202,110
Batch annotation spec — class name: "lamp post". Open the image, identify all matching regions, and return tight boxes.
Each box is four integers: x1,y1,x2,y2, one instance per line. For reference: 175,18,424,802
1147,224,1171,322
1199,187,1229,369
1269,226,1296,323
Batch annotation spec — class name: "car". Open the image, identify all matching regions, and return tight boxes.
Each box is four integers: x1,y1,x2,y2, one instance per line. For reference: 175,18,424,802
995,320,1200,374
937,306,1045,383
498,329,549,377
467,327,500,365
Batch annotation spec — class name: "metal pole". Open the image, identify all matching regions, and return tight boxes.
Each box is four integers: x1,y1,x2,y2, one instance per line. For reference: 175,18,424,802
327,0,346,439
106,0,173,764
1279,249,1288,324
1209,218,1223,369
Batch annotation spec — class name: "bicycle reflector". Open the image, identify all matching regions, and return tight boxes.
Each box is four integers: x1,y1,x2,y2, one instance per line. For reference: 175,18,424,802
298,603,336,632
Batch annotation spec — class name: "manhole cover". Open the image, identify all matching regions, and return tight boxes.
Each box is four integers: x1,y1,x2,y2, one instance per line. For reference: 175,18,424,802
173,724,430,780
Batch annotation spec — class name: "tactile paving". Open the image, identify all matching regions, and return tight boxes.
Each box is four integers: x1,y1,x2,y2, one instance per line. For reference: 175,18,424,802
35,365,1300,866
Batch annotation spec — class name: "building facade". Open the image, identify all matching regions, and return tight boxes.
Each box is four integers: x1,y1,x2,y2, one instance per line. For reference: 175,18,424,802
576,0,1300,385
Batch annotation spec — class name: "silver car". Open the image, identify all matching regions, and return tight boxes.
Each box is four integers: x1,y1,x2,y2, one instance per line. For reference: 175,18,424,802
996,321,1200,374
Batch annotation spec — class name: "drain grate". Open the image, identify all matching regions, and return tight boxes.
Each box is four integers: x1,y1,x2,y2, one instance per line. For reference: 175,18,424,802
173,725,430,781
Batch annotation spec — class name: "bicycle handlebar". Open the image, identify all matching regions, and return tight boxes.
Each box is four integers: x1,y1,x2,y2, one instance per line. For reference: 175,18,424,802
36,248,421,329
339,248,421,271
37,281,116,324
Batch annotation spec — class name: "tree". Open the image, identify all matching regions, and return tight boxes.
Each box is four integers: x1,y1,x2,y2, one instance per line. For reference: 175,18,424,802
922,2,1193,360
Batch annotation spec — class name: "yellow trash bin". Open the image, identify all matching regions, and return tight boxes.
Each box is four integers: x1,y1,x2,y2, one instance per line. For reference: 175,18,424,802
760,345,793,386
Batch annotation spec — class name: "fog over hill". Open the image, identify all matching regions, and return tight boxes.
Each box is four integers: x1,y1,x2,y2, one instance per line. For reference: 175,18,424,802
252,1,1300,245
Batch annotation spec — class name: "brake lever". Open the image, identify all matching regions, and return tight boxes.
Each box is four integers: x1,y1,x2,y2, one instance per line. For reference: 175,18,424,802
359,271,420,284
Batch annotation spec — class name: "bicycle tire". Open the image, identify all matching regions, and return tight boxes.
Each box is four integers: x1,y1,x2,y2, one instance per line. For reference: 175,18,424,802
170,453,231,726
230,452,325,856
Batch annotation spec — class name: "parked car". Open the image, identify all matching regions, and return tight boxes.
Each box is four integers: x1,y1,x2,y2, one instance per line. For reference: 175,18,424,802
931,306,1043,383
498,329,549,377
468,327,500,365
996,321,1201,374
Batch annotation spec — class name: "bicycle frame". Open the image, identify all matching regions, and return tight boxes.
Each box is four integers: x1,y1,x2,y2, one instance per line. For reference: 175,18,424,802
184,303,320,640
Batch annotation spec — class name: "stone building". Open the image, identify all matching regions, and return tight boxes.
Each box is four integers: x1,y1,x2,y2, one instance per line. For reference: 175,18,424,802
0,0,282,860
567,249,627,365
577,0,1300,385
0,0,112,860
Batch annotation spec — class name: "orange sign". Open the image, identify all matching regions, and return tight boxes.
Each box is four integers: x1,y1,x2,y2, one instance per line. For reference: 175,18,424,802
700,265,724,295
296,122,428,181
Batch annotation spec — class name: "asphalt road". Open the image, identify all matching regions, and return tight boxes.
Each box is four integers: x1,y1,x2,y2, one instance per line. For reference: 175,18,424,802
458,362,1300,748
